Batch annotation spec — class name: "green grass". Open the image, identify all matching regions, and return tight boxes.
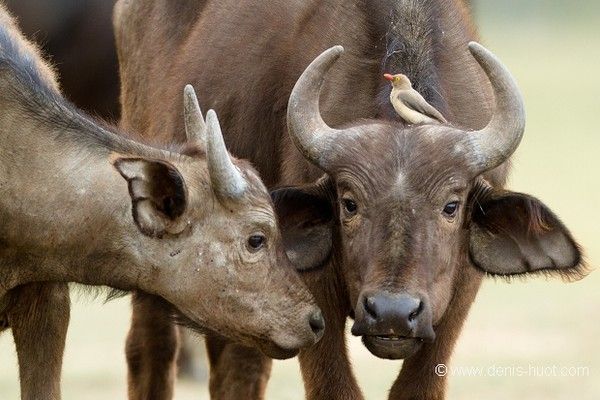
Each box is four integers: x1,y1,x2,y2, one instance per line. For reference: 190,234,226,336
2,5,599,400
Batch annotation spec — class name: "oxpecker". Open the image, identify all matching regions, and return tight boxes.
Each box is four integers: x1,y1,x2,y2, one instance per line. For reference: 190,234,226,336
384,73,447,125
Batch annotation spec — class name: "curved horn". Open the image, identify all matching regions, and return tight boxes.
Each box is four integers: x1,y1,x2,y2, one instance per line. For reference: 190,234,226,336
287,46,346,170
205,109,247,199
183,84,206,145
464,42,526,174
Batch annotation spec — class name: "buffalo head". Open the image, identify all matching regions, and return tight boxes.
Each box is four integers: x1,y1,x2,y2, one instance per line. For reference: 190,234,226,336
113,86,324,359
275,43,584,359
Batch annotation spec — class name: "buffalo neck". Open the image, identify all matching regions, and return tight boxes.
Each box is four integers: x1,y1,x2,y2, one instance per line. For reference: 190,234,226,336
0,91,193,298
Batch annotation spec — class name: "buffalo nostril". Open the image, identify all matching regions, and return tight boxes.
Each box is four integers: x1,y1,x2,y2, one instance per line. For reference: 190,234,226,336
363,296,378,319
408,300,424,322
309,310,325,335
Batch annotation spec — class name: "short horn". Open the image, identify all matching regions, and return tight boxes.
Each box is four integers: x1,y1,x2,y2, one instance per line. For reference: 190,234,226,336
464,42,526,174
287,46,345,170
205,109,247,199
183,84,206,145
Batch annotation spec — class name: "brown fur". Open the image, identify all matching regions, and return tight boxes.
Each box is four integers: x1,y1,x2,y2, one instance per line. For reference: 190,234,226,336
0,5,323,399
114,0,585,399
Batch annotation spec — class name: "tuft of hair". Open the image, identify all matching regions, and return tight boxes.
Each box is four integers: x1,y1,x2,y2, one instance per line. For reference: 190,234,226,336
105,288,130,303
0,5,59,93
67,283,130,304
370,0,447,116
170,312,210,336
484,258,590,284
522,197,554,235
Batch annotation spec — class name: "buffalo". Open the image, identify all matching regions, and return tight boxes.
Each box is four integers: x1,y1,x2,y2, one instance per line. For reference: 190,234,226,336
0,6,322,399
114,0,586,398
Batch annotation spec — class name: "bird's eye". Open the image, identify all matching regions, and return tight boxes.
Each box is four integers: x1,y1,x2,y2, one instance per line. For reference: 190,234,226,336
342,198,358,216
442,201,459,218
247,235,266,252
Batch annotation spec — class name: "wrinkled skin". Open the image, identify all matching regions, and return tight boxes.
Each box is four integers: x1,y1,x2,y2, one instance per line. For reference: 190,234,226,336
330,129,474,358
280,44,583,364
281,124,583,360
113,1,586,399
0,6,322,400
121,156,323,357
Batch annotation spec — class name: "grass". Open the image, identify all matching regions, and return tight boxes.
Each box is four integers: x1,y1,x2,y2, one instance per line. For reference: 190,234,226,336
1,3,599,399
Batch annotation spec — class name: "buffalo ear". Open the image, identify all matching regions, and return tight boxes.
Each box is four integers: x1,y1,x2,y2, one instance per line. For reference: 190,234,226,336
114,158,188,238
469,190,584,279
271,179,334,272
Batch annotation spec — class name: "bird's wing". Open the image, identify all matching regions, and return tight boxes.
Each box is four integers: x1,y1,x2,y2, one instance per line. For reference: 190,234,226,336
399,90,448,123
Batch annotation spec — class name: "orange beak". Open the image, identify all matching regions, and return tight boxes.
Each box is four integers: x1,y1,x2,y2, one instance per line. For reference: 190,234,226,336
383,73,394,82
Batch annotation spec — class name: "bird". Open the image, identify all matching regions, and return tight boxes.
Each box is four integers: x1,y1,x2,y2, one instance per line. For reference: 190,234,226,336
384,73,447,125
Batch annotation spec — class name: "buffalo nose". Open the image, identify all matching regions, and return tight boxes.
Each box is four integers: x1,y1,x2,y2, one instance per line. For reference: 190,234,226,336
362,293,423,331
308,309,325,337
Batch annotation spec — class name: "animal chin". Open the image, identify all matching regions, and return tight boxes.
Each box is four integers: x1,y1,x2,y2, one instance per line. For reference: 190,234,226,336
175,315,300,360
256,339,300,360
361,335,424,360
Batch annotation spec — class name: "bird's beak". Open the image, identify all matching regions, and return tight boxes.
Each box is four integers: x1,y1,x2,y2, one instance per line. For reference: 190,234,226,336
383,73,394,82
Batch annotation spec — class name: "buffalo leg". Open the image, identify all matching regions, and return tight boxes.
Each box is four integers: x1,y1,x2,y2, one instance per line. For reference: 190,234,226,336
298,268,363,400
298,311,363,400
205,334,272,400
126,292,180,400
388,270,483,400
7,282,70,400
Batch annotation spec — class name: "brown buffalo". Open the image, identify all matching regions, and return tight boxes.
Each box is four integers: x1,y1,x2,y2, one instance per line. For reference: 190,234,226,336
0,6,323,399
114,1,586,399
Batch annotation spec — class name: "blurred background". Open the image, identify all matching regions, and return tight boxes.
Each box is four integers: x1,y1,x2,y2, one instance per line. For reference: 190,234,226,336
3,0,119,120
1,0,599,399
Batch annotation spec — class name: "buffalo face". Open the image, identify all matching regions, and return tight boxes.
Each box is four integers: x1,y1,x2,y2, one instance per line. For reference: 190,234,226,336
114,87,324,359
279,44,584,359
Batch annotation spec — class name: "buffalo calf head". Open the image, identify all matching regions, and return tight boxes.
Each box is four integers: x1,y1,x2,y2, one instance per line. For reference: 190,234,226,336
113,86,324,359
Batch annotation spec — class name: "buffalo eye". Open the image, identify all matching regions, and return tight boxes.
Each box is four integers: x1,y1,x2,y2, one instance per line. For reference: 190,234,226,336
442,201,460,218
342,198,358,216
247,234,266,252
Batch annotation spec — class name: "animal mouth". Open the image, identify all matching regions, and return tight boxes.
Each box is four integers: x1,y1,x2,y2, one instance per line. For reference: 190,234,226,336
361,335,425,360
371,334,425,342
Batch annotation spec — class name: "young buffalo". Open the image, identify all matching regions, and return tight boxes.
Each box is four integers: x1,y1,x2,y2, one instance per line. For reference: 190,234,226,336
0,7,322,400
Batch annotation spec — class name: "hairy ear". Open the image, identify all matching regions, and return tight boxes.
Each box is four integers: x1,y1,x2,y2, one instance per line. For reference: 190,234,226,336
114,158,188,238
469,189,585,280
271,178,334,272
